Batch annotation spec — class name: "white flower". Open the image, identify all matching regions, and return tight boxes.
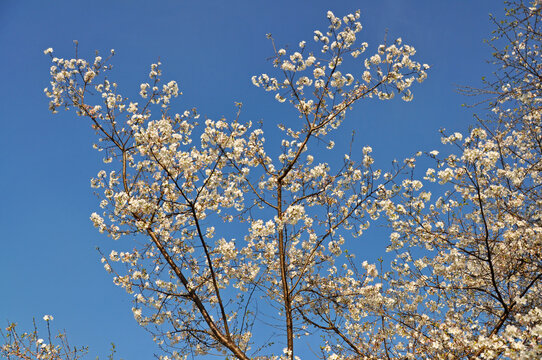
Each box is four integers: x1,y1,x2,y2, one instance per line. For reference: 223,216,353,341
283,205,306,225
313,67,325,78
43,315,54,321
127,102,138,113
275,93,286,103
369,54,381,64
305,56,316,67
84,70,96,82
43,47,53,55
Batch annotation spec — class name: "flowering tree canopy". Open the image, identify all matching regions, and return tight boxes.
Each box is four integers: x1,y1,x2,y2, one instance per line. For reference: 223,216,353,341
3,1,541,359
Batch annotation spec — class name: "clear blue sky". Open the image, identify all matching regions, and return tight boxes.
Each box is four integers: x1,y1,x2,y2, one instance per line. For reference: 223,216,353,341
1,1,504,358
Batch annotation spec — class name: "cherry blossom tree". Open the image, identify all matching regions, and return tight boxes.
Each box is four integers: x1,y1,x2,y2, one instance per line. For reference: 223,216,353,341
3,1,541,359
1,316,100,360
383,1,542,358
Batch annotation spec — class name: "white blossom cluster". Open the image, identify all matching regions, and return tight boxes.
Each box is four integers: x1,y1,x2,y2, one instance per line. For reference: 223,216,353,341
251,8,428,128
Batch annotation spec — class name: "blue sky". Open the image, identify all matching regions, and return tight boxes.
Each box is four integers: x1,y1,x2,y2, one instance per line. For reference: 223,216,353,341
1,0,504,358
